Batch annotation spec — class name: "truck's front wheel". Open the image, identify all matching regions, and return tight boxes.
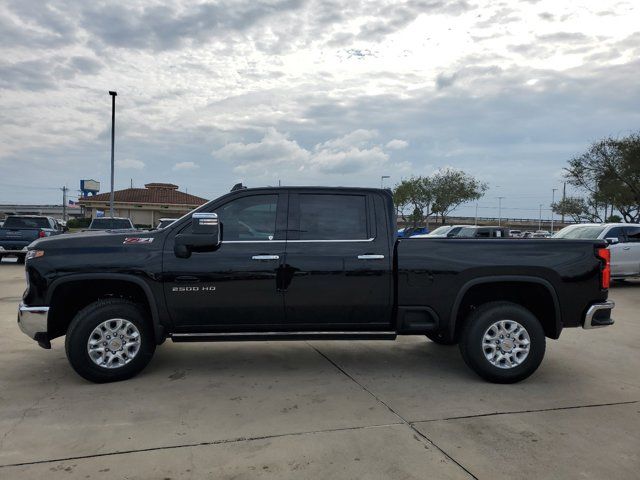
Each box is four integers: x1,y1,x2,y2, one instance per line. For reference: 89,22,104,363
459,301,545,383
65,299,156,383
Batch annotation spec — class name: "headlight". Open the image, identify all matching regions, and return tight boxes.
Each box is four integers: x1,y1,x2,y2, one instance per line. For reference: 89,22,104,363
26,250,45,261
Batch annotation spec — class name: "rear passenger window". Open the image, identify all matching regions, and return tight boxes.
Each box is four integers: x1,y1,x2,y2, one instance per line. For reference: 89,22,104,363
624,227,640,243
298,194,368,240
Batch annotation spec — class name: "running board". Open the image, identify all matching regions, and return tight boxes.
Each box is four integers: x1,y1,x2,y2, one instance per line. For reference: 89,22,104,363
170,331,397,342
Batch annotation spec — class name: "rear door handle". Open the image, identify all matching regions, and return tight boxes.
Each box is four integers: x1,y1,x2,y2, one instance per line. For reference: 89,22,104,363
623,247,631,250
357,254,385,260
252,255,280,260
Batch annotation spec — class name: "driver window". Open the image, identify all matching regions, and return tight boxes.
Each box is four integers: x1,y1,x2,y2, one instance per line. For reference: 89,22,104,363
218,195,278,241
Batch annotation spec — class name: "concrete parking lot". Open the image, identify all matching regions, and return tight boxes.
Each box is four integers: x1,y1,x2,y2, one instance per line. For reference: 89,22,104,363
0,262,638,479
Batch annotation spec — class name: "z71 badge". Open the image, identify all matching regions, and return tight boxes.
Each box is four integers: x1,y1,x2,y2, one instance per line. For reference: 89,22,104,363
123,237,154,244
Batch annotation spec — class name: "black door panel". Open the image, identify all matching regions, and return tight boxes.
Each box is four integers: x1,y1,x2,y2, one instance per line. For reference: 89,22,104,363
163,193,288,330
283,191,392,328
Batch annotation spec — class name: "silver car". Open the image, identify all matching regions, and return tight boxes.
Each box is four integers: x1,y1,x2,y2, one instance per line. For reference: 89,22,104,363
553,223,640,279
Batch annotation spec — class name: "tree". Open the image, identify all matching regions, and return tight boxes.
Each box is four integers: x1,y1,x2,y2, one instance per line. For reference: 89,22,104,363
393,169,486,227
430,168,487,224
564,132,640,223
393,176,433,228
551,197,592,223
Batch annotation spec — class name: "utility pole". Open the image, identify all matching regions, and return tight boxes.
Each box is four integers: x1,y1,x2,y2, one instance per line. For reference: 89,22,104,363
108,91,117,218
381,175,390,189
551,188,557,233
61,186,68,221
497,196,505,226
474,203,478,226
538,204,542,230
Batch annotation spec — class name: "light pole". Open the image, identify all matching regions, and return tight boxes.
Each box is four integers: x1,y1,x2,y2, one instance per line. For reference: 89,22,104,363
538,204,542,231
108,91,117,218
380,175,390,188
497,196,505,226
551,188,557,233
474,202,478,226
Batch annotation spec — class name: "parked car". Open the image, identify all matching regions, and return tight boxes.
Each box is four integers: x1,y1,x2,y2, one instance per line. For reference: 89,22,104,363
87,217,136,231
554,223,640,279
414,225,473,238
0,215,63,262
156,218,179,229
397,226,429,237
531,230,552,238
454,226,511,238
509,229,523,238
19,186,613,384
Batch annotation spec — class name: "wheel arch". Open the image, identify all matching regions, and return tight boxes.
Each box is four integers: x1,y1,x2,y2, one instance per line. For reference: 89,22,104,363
46,274,164,343
449,276,562,340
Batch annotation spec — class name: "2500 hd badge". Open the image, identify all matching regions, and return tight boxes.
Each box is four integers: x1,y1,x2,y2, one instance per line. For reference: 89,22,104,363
171,286,216,292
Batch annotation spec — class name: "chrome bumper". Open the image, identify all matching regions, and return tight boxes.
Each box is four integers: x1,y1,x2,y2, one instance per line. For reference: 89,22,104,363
18,303,50,347
0,246,28,254
583,301,615,329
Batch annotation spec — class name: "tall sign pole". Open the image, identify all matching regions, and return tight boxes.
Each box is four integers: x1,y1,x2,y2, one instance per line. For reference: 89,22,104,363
109,91,117,217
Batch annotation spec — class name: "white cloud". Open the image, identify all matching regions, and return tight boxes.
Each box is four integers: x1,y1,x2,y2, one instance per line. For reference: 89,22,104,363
385,139,409,150
115,158,145,170
172,161,199,171
213,128,409,178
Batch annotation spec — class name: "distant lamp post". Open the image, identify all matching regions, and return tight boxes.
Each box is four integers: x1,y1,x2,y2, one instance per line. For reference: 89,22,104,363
108,91,117,218
551,188,557,233
497,196,505,226
538,204,543,231
380,175,390,189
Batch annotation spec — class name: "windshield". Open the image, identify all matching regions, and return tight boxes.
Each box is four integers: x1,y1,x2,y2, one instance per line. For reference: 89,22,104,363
3,217,49,229
553,225,605,239
428,226,452,236
90,218,133,229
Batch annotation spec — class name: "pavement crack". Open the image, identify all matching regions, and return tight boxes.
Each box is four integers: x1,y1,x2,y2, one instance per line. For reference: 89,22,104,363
307,342,478,480
0,422,404,469
412,399,640,424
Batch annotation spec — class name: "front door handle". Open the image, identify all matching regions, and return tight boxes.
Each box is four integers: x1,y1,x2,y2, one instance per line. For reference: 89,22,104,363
357,254,385,260
252,255,280,261
623,246,631,250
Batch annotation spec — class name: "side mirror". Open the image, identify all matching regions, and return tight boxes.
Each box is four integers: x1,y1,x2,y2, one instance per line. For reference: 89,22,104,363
174,213,221,258
605,237,619,245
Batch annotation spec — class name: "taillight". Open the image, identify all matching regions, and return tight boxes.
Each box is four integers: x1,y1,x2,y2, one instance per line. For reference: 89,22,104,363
597,247,610,290
38,230,46,238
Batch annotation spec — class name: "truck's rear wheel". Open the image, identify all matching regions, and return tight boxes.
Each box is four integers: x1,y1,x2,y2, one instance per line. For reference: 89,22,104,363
65,299,156,383
459,301,545,383
426,332,457,345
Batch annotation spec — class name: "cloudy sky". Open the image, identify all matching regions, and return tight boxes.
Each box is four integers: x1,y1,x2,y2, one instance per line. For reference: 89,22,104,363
1,0,639,219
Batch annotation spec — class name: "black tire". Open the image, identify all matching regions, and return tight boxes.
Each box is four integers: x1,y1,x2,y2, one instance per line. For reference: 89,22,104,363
459,301,546,384
16,254,25,264
426,331,457,345
65,299,156,383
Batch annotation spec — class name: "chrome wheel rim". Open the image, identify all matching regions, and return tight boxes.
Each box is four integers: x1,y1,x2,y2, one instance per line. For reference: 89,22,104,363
87,319,141,369
482,320,530,369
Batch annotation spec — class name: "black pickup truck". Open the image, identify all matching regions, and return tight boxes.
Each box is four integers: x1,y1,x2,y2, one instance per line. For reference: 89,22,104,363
18,187,614,384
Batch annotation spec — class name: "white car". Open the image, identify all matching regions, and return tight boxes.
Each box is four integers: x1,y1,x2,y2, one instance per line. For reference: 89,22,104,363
553,223,640,278
413,225,473,238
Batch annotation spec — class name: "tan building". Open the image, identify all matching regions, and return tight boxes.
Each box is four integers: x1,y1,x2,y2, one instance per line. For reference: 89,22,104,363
79,183,208,226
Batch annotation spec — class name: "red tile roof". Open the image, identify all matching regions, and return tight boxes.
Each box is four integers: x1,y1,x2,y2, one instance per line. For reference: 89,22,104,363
80,183,207,206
